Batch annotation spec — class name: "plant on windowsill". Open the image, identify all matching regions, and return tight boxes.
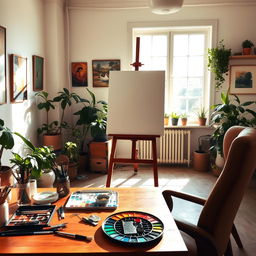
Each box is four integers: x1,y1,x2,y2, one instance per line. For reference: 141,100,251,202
180,113,188,126
197,107,207,126
242,39,254,55
171,112,180,126
164,113,170,126
208,40,232,90
210,90,256,171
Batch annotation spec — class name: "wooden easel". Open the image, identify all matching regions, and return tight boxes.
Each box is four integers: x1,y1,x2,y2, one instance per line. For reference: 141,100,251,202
106,37,161,187
106,134,160,187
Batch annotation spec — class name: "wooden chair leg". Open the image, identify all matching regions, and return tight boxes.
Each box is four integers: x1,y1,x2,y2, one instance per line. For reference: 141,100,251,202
224,240,233,256
106,138,117,187
152,137,158,187
232,224,243,248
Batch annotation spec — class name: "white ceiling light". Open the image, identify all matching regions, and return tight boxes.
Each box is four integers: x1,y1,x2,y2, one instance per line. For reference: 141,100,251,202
149,0,184,14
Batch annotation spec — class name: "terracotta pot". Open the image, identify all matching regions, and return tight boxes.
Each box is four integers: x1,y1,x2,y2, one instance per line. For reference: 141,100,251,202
164,117,169,126
68,162,78,181
198,117,207,126
242,48,251,55
0,166,13,186
43,134,62,151
181,118,187,126
193,151,210,172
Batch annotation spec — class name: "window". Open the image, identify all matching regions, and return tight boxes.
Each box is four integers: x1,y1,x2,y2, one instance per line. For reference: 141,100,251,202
133,26,211,123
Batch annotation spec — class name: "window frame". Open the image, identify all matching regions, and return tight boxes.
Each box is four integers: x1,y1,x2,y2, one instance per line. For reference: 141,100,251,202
127,20,218,121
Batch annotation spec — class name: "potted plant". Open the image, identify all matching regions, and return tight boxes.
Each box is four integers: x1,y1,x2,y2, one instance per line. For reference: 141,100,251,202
10,133,56,203
208,40,232,90
193,135,211,172
63,141,79,180
242,39,254,55
0,119,15,186
36,88,85,150
171,112,180,126
210,90,256,171
180,113,188,126
164,113,170,126
197,107,207,126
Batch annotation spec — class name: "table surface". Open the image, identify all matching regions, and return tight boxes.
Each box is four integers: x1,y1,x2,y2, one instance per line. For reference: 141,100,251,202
0,187,188,256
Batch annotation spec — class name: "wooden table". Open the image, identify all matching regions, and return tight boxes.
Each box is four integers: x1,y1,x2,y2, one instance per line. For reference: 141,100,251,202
0,187,188,256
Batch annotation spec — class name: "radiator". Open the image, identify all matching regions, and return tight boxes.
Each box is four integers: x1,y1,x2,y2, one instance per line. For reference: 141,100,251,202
138,129,191,166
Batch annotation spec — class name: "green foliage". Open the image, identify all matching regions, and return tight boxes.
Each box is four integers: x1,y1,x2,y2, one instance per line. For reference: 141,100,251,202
171,112,180,119
63,142,78,163
0,119,14,168
197,107,207,118
74,88,107,148
180,113,188,118
164,113,170,118
36,88,86,135
10,133,56,183
208,40,231,90
210,90,256,156
242,39,254,48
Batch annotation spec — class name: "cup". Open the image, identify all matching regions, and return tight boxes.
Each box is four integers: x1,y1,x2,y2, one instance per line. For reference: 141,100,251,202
28,179,37,201
0,201,9,227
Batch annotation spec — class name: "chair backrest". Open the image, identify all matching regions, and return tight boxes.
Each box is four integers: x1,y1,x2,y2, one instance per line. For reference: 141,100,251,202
197,126,256,255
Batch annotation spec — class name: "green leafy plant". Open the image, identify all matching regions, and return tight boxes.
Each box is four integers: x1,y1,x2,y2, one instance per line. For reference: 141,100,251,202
63,142,78,163
171,112,180,119
197,107,207,119
208,40,232,90
36,89,86,135
180,113,188,118
74,88,107,151
242,39,254,48
0,119,14,170
164,113,170,118
210,90,256,157
10,133,56,183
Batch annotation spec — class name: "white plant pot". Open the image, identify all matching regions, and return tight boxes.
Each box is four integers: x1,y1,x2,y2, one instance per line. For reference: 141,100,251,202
215,153,225,168
37,170,56,188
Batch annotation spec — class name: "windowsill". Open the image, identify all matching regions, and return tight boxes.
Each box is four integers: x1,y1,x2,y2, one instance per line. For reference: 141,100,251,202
164,125,213,129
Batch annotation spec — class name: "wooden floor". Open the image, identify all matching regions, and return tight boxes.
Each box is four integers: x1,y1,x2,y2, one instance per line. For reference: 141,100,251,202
71,165,256,256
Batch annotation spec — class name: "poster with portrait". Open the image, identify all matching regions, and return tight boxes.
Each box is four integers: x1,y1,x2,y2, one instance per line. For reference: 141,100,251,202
71,62,88,87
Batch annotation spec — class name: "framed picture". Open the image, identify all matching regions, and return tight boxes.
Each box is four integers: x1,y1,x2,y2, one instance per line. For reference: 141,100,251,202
92,59,120,87
229,65,256,94
71,62,88,87
33,55,44,91
0,26,6,104
10,54,27,103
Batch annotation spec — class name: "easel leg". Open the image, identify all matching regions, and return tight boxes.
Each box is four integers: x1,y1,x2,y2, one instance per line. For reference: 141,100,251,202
152,138,159,187
106,137,117,187
132,140,138,173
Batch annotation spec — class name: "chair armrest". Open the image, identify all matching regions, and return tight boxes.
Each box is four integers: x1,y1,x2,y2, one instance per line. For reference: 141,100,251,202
175,219,218,255
162,190,206,206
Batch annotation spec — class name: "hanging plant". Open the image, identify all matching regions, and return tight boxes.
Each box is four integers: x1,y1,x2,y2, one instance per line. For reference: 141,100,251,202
207,40,231,90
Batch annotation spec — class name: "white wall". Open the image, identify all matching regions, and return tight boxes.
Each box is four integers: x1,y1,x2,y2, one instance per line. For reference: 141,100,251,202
68,4,256,157
0,0,46,165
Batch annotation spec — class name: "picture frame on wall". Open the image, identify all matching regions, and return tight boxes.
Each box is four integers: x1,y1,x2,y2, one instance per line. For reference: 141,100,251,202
0,26,6,104
92,59,120,87
33,55,44,91
229,65,256,94
10,54,27,103
71,62,88,87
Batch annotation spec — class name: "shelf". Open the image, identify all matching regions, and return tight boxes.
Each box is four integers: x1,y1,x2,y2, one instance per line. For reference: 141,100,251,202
230,55,256,59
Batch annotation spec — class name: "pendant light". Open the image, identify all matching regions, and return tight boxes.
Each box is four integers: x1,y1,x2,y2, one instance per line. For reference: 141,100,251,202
149,0,184,14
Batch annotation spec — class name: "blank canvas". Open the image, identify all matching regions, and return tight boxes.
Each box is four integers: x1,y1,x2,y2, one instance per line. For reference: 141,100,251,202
107,71,165,136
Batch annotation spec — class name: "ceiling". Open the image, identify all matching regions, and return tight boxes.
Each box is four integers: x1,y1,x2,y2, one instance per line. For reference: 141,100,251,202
67,0,256,8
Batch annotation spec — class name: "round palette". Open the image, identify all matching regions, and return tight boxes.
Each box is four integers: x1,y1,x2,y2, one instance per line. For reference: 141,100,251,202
102,211,164,245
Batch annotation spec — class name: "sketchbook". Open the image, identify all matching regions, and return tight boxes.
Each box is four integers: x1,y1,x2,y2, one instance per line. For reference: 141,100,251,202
65,190,118,210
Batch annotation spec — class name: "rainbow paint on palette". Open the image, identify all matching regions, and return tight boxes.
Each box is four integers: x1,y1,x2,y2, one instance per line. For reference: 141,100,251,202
102,211,164,245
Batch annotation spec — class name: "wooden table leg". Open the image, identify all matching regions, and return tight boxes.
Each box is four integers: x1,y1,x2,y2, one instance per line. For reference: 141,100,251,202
106,137,117,187
152,137,159,187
